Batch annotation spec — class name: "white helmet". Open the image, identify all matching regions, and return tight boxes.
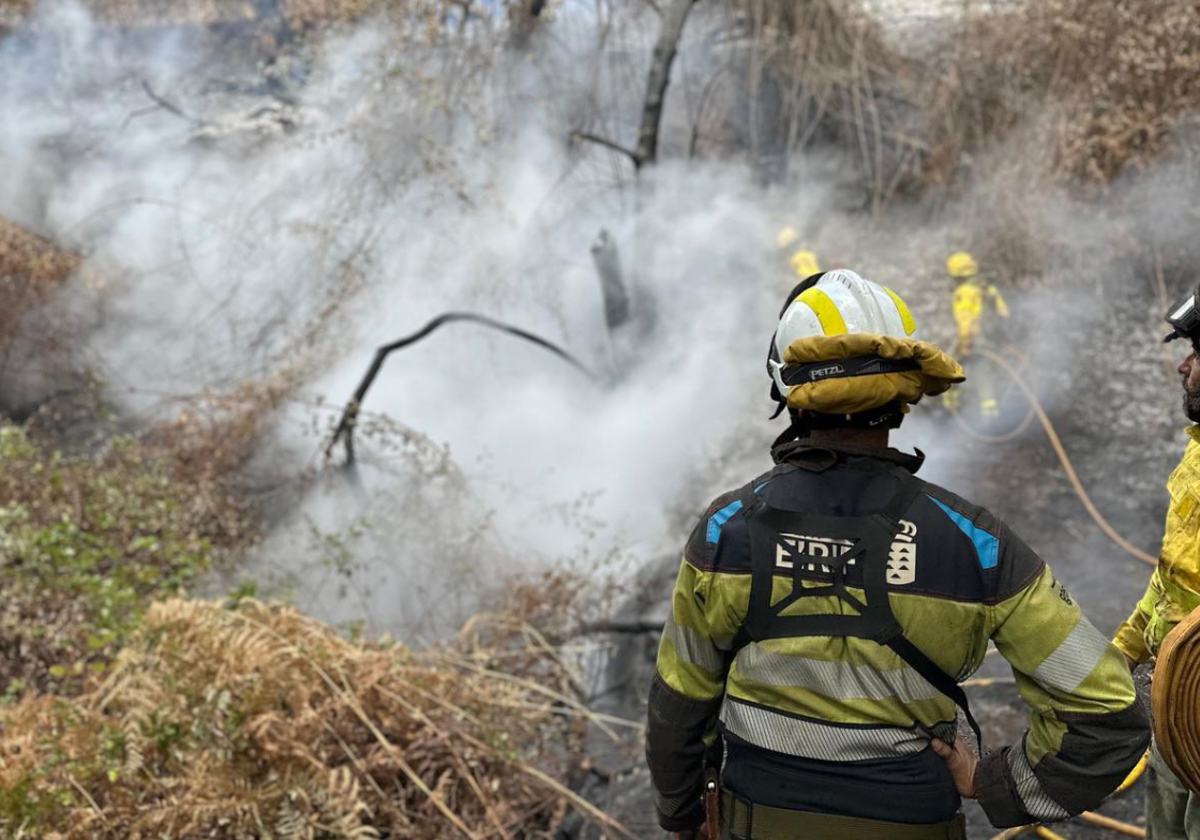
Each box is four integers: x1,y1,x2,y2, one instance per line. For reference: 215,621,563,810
768,269,917,397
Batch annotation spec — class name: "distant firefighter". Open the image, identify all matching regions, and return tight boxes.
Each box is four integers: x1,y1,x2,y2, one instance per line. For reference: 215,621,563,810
945,251,1009,417
777,226,821,281
947,251,1009,358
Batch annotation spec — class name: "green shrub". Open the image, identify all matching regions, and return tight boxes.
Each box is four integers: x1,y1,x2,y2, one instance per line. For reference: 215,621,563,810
0,424,253,696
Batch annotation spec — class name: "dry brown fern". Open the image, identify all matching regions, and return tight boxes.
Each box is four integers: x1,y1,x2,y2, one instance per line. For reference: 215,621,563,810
0,597,627,840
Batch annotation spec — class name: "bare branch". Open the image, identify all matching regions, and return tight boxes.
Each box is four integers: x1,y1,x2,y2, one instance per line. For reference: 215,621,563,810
576,619,663,635
122,80,207,133
140,80,201,124
325,312,590,469
569,130,641,168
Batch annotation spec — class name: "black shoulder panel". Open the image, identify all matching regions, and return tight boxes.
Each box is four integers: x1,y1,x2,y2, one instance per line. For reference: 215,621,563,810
684,468,776,574
900,488,992,602
919,483,1045,603
992,519,1049,602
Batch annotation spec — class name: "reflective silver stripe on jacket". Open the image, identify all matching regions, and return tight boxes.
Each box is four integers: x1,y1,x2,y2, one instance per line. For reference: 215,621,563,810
1032,616,1113,694
719,697,947,762
734,643,947,703
1008,737,1071,821
662,615,725,673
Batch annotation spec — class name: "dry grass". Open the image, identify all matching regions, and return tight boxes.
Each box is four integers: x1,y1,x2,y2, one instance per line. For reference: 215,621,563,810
141,374,301,494
0,218,77,288
0,217,78,355
0,0,527,34
713,0,1200,202
705,0,912,205
2,0,1194,191
914,0,1200,188
0,596,627,840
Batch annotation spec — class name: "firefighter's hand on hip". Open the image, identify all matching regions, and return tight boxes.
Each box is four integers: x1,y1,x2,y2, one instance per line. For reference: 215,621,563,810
932,736,979,799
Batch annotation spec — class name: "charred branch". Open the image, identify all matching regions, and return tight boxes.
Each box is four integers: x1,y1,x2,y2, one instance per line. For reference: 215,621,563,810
570,131,640,168
325,312,590,470
577,619,663,635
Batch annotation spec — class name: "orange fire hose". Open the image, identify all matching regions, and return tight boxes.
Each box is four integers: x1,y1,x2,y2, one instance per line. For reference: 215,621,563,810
1032,828,1070,840
1153,608,1200,793
966,349,1158,567
953,404,1036,445
956,348,1156,839
1078,810,1146,837
987,815,1143,840
989,829,1029,840
951,345,1036,444
1115,752,1150,795
989,826,1069,840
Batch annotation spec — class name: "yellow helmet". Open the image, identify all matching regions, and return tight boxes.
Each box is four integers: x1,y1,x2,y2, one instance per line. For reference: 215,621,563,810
946,251,979,279
777,226,801,251
788,250,821,279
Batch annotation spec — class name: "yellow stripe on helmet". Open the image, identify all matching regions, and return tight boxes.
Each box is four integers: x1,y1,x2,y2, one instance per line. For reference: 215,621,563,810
883,286,917,336
796,288,848,336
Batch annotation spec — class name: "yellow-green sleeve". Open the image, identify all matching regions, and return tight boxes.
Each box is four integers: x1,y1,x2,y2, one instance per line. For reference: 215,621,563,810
654,557,734,700
1113,573,1159,664
975,566,1148,825
988,285,1011,318
646,554,750,831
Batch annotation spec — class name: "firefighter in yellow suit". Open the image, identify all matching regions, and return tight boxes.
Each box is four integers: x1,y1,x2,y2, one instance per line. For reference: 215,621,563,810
777,226,821,282
1115,281,1200,839
944,251,1009,416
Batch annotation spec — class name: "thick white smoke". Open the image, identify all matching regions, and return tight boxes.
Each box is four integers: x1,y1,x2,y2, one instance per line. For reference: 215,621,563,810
0,0,796,636
2,0,1194,639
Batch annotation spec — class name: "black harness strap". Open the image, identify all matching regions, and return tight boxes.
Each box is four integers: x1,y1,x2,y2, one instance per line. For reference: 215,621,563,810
885,635,981,748
738,470,983,750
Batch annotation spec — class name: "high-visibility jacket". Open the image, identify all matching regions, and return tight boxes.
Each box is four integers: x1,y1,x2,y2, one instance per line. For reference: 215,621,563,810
1115,426,1200,663
646,440,1148,832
